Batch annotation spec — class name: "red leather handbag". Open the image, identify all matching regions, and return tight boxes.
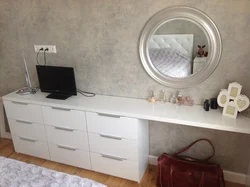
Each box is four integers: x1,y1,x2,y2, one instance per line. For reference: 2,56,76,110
157,139,225,187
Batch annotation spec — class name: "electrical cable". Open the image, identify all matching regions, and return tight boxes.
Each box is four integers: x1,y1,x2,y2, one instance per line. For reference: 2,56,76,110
44,48,49,65
77,89,96,97
31,87,40,94
36,48,43,65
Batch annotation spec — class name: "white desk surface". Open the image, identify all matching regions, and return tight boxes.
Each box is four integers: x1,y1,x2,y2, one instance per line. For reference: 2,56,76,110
2,90,250,134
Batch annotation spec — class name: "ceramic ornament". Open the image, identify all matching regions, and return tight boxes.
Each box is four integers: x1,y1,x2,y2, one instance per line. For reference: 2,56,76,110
217,82,249,118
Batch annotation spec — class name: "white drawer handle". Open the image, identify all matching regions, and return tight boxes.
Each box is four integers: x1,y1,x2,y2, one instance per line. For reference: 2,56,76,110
51,107,71,111
54,126,74,132
16,120,32,124
12,101,28,105
57,145,77,151
20,137,37,142
98,113,121,118
100,134,122,140
101,153,125,161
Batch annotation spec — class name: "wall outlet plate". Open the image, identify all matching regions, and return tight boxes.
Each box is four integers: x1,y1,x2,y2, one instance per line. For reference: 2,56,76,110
34,45,57,53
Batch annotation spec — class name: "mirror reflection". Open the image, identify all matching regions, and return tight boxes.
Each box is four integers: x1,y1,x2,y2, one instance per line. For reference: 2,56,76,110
148,19,209,78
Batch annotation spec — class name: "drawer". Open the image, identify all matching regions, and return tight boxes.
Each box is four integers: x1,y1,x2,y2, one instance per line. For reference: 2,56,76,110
49,143,91,170
3,100,43,124
12,135,49,160
42,106,86,131
91,152,139,182
46,125,89,151
89,132,138,161
8,119,46,142
86,112,138,140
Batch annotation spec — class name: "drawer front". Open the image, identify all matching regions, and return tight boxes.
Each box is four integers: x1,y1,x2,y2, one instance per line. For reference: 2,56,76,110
46,125,89,151
89,133,138,161
91,153,139,182
42,106,86,131
12,135,49,160
8,119,47,142
3,100,43,124
86,112,138,140
49,143,91,170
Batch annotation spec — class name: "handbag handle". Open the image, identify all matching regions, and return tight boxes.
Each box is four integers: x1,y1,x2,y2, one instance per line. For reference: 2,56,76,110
173,139,215,161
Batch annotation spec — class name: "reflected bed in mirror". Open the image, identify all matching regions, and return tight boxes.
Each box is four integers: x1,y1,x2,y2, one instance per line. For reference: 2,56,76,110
140,6,222,88
148,19,209,78
149,34,194,77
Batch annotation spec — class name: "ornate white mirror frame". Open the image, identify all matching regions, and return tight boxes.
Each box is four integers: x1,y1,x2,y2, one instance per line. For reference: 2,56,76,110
139,6,222,88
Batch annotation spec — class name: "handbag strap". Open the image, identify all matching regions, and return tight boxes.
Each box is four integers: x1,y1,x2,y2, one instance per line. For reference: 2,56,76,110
173,139,215,161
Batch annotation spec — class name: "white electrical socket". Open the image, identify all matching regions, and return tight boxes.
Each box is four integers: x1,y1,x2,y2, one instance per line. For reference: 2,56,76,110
34,45,57,53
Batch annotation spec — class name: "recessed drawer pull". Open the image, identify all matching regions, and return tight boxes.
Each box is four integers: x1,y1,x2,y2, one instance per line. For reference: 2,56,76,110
51,107,71,111
57,145,77,151
12,101,28,105
54,126,74,132
101,153,125,161
20,137,37,142
97,113,121,118
16,120,32,124
100,133,122,140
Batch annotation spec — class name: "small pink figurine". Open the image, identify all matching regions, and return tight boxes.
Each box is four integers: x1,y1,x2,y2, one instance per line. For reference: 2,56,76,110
183,96,194,106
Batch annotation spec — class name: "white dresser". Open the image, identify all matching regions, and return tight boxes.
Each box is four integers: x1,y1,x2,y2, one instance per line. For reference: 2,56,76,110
3,90,250,184
3,93,149,182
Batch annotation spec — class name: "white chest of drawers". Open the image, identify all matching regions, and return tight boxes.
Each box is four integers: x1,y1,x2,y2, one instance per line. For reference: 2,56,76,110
86,112,149,181
3,94,149,183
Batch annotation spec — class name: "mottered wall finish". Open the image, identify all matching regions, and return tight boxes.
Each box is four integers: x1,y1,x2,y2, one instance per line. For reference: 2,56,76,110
1,0,250,173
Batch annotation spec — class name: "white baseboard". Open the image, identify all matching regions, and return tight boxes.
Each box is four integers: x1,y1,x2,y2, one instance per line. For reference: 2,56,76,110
148,155,158,165
1,132,12,139
149,155,246,185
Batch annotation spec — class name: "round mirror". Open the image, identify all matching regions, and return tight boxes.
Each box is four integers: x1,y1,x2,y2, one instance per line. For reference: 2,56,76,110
139,6,222,88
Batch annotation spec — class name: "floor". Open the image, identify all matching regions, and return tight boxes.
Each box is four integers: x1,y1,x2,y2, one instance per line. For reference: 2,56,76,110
0,138,245,187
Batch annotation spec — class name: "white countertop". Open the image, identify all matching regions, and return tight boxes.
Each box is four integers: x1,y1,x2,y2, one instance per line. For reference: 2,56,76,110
2,90,250,134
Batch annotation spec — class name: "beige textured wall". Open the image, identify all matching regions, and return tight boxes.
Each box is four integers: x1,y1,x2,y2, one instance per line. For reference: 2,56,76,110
1,0,250,173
